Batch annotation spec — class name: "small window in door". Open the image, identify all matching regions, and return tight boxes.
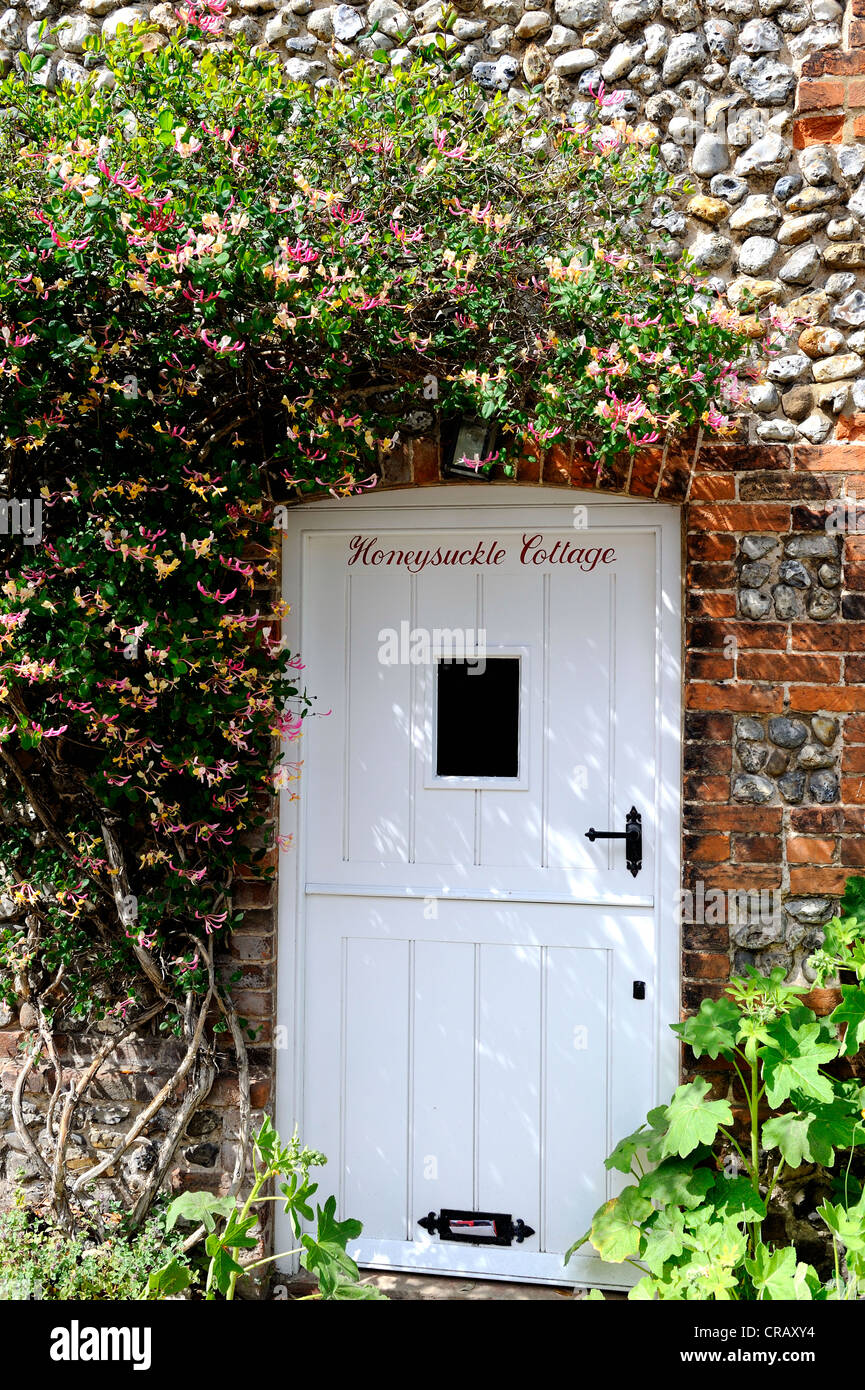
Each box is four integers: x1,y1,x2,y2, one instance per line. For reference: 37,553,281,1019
435,657,521,780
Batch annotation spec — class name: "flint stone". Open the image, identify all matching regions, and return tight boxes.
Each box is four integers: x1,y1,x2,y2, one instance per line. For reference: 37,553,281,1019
799,325,844,358
727,277,782,309
741,535,778,559
758,419,797,441
749,381,779,412
787,186,841,213
554,48,597,73
785,898,834,924
602,41,645,79
766,353,808,383
545,23,578,50
186,1108,220,1137
778,559,810,588
808,588,839,619
729,196,780,233
692,132,729,177
739,17,782,51
831,290,865,327
515,10,552,37
812,352,864,383
797,743,836,770
779,245,820,285
736,717,766,740
738,741,769,773
704,17,735,57
689,232,732,268
768,716,808,748
772,584,800,619
786,535,838,558
662,32,705,83
554,0,603,26
810,718,839,749
643,23,668,62
827,217,859,241
822,242,865,269
610,0,657,27
733,919,785,950
183,1142,219,1168
810,770,839,803
55,15,98,49
799,412,833,444
739,588,772,618
734,132,791,175
740,560,770,586
734,947,792,979
778,770,806,803
733,773,775,803
800,145,835,188
774,173,803,202
730,55,795,105
738,237,777,274
778,213,830,246
781,386,814,422
817,565,841,591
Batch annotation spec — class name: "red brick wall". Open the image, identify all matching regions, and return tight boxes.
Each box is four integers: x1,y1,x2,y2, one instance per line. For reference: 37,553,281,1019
798,0,865,149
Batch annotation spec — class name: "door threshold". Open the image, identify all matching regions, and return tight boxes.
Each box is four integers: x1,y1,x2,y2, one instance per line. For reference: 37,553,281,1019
272,1273,625,1301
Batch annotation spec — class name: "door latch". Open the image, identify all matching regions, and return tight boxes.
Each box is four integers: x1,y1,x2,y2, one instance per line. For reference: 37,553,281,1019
585,806,642,878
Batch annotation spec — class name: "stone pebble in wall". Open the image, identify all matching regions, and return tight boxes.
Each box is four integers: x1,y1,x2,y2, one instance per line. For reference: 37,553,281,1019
737,531,840,622
2,0,862,439
733,710,840,804
733,894,835,980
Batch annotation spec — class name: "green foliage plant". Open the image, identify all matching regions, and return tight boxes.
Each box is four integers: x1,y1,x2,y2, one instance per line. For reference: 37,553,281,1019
150,1117,386,1300
0,4,759,1231
569,876,865,1300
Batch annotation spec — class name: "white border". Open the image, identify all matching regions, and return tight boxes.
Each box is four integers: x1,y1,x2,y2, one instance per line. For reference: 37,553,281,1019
275,485,683,1286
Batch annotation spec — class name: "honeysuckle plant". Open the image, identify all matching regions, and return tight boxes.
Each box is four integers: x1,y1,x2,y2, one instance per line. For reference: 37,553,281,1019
570,877,865,1301
0,3,757,1233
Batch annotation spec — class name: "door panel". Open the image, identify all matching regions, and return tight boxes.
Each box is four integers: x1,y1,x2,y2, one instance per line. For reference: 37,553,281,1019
281,494,680,1286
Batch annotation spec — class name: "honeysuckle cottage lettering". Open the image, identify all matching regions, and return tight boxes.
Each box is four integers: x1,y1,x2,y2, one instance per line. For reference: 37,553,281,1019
347,532,618,571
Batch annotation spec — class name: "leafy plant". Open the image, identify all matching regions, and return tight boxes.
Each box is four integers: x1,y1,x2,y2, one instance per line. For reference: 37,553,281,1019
0,1191,194,1300
152,1117,386,1300
569,877,865,1300
0,5,759,1230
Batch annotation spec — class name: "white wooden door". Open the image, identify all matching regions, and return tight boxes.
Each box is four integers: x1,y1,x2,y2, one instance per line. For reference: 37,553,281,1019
278,488,681,1288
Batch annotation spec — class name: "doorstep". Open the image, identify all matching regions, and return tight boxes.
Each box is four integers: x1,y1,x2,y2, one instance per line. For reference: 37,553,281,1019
272,1273,625,1300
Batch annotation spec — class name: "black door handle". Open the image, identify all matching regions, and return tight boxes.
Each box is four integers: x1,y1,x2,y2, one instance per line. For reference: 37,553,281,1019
585,806,642,878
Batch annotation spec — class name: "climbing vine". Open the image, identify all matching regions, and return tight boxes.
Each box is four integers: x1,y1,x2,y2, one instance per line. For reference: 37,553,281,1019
0,3,757,1229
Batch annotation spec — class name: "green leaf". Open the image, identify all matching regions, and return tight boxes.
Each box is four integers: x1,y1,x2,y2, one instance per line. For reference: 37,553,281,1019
710,1176,767,1224
638,1159,714,1210
830,985,865,1058
659,1079,734,1159
147,1258,191,1298
605,1123,650,1175
758,1018,838,1108
641,1207,685,1275
300,1196,364,1298
165,1191,236,1233
763,1111,814,1169
671,996,741,1060
745,1244,814,1301
587,1186,653,1264
327,1278,389,1299
205,1231,246,1296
